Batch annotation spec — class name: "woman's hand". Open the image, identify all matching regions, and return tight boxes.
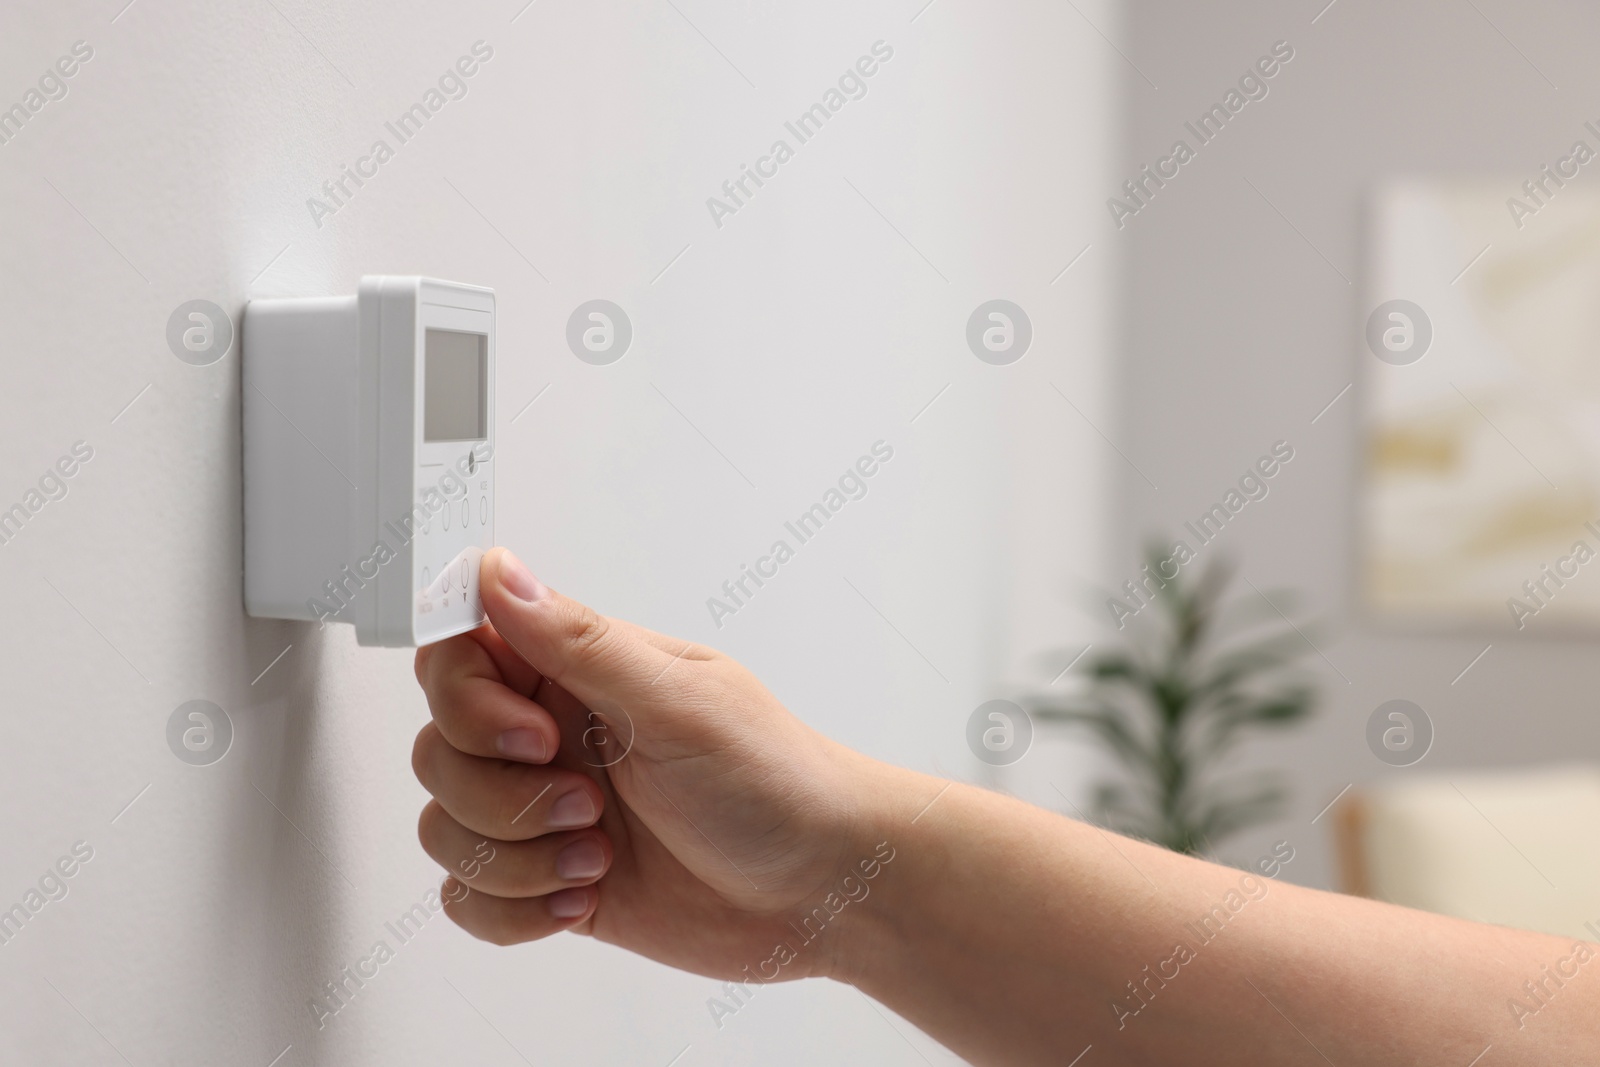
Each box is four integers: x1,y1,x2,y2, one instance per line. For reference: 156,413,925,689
411,547,877,982
414,552,1600,1067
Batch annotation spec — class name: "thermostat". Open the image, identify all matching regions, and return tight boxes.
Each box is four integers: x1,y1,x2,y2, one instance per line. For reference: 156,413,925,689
243,277,495,647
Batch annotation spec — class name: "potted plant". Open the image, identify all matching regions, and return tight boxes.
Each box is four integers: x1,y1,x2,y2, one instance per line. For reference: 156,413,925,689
1032,546,1317,856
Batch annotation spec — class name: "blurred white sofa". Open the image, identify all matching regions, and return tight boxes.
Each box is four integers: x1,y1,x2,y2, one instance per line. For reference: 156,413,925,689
1335,764,1600,941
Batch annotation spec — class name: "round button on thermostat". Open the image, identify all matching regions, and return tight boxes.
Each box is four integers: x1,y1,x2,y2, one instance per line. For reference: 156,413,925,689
460,499,470,526
458,559,470,587
441,567,451,593
479,498,487,524
442,506,451,530
421,566,431,587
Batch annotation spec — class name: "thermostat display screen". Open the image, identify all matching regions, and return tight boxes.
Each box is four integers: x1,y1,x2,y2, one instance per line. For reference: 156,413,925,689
423,329,487,442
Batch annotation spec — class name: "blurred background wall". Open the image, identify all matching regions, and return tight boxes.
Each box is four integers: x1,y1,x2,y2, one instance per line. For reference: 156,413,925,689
1120,0,1600,891
0,1,1113,1064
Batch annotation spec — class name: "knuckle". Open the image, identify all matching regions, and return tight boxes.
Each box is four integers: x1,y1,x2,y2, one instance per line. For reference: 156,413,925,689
416,801,444,851
411,724,440,786
485,911,525,947
415,635,483,704
494,776,542,834
561,604,613,670
443,900,490,942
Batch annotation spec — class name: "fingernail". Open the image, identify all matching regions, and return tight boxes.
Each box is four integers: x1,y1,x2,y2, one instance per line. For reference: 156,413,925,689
548,887,590,919
556,839,607,881
547,790,597,829
497,551,547,602
496,728,548,764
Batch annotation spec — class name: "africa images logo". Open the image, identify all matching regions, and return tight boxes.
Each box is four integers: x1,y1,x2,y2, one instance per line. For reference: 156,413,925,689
305,41,494,229
1106,40,1294,229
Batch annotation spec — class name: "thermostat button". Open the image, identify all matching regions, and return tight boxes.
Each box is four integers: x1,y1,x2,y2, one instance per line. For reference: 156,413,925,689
479,498,487,524
442,506,451,530
460,499,470,526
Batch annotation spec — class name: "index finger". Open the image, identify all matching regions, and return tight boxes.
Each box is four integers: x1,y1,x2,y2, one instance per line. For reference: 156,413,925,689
416,629,560,764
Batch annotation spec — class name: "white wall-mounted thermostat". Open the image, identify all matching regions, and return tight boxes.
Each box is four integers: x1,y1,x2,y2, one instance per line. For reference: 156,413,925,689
244,277,495,647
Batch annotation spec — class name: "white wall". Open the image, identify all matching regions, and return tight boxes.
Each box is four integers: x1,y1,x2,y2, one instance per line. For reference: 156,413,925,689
0,2,1114,1063
1119,0,1600,889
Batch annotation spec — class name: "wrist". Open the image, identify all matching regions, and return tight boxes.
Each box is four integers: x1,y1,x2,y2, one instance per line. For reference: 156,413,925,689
810,747,939,985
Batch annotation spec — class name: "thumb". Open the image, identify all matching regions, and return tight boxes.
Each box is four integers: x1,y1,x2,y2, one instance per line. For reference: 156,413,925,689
479,547,675,712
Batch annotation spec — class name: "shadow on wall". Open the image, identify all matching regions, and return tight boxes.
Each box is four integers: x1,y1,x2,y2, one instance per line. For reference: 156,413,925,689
238,618,347,1056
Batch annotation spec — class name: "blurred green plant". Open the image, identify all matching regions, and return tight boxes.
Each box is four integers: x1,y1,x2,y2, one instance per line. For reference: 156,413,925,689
1033,546,1317,856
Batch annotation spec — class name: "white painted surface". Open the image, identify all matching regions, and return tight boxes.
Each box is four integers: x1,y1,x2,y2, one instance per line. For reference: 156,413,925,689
0,1,1114,1063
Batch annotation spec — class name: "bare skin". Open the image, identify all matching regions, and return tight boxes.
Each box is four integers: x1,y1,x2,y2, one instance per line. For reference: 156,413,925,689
411,547,1600,1066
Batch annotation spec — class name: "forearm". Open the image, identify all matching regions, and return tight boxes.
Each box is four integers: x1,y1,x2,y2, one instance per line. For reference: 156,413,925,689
827,754,1600,1066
